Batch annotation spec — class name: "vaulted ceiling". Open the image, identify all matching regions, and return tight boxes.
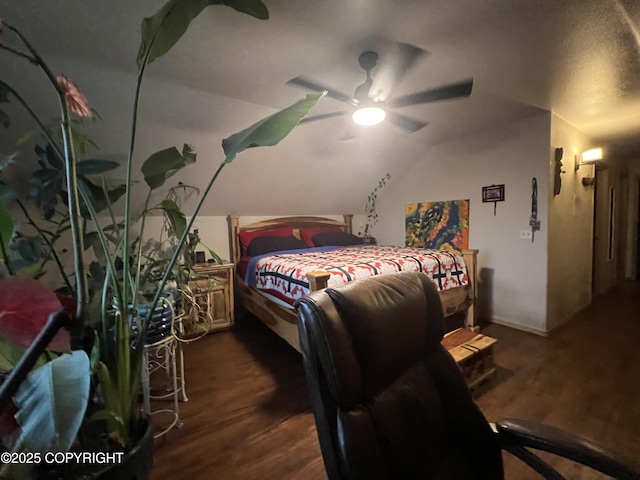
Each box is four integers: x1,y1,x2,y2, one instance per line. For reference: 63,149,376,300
2,0,640,215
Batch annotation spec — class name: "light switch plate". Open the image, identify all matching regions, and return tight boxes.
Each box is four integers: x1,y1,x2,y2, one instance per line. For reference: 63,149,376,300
520,229,533,240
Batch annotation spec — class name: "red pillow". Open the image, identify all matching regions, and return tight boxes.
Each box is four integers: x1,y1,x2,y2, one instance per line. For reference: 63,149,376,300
239,227,294,255
300,226,343,247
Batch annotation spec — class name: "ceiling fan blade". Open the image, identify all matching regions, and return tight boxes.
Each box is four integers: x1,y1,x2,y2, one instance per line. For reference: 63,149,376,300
299,111,350,124
387,79,473,108
369,42,428,102
287,76,356,105
385,111,429,133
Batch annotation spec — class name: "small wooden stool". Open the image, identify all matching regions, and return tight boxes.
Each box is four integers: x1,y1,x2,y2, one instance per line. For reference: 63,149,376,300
442,328,497,390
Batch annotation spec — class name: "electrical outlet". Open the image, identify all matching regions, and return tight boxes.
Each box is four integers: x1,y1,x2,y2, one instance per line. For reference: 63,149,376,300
520,229,533,240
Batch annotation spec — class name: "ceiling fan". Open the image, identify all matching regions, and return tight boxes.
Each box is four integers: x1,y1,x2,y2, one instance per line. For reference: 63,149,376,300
287,44,473,133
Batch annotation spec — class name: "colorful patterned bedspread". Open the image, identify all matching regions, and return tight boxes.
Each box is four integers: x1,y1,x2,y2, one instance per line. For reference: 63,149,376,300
245,245,468,306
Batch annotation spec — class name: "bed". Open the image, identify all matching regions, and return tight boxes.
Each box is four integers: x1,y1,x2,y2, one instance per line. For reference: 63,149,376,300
227,214,478,351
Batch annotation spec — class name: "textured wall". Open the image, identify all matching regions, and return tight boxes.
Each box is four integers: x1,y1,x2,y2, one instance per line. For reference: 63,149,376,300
624,159,640,279
375,112,552,334
547,115,596,331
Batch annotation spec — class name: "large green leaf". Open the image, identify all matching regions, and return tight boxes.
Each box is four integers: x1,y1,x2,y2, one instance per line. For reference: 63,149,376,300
35,143,64,171
141,144,196,190
222,92,324,164
0,336,27,372
137,0,268,69
160,199,187,238
76,159,120,175
0,334,47,373
77,177,126,216
0,201,14,257
13,350,90,453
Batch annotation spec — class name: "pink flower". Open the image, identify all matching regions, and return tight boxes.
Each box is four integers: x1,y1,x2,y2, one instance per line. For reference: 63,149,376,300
56,75,92,118
0,277,70,352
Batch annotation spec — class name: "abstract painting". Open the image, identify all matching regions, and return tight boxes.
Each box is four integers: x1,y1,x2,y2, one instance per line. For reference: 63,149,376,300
405,199,469,251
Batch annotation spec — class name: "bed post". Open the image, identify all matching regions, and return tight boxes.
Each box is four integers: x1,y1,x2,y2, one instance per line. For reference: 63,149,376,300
461,249,479,331
307,270,331,291
228,215,240,265
343,214,353,234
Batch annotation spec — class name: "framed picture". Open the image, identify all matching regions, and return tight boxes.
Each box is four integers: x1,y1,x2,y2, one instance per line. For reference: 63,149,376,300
405,199,469,250
482,184,505,203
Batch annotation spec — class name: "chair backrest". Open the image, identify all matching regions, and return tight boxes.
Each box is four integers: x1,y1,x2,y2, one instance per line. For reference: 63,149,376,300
296,271,504,480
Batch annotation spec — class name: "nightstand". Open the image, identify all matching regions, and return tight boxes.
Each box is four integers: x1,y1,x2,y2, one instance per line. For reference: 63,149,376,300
183,262,235,337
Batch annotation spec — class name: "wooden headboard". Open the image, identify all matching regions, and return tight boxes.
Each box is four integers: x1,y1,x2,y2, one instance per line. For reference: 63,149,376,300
227,215,353,265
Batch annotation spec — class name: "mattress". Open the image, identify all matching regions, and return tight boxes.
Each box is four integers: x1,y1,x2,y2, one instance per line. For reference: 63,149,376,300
244,245,469,307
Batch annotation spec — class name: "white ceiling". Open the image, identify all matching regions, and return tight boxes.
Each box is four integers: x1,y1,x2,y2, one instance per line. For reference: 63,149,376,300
2,0,640,215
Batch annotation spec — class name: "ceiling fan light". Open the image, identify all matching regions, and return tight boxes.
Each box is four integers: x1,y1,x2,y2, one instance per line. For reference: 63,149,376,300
352,106,386,126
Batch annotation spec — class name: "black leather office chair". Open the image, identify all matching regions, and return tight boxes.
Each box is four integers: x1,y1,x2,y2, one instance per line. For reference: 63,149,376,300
296,272,639,480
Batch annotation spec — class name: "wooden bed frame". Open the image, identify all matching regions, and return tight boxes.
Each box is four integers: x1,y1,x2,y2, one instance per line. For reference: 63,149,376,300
227,214,478,352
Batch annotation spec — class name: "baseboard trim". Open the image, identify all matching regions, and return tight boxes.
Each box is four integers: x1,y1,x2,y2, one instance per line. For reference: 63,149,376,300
545,305,587,335
488,318,548,337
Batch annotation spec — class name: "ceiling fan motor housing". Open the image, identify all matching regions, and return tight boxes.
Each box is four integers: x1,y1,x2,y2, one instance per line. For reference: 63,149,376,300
354,51,379,102
358,51,379,71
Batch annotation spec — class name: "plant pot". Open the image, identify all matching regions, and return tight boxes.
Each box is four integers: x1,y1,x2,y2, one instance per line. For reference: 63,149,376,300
124,293,177,344
87,417,154,480
135,299,175,344
34,417,154,479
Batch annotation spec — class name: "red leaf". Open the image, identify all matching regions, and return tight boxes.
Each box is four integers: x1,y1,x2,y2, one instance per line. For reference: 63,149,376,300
0,277,70,352
55,293,77,320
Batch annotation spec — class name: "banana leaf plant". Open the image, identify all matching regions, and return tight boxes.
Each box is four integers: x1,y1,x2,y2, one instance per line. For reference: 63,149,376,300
0,0,323,475
0,140,125,285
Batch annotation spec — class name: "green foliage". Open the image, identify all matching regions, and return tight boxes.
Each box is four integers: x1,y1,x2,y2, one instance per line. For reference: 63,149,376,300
141,144,196,190
0,202,14,261
361,173,391,238
137,0,268,69
222,92,324,163
139,183,199,293
0,0,324,462
29,143,123,220
0,335,46,372
18,115,102,157
160,199,187,238
76,159,119,175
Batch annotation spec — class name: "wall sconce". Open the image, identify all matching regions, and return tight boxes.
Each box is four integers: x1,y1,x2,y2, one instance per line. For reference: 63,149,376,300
575,147,602,186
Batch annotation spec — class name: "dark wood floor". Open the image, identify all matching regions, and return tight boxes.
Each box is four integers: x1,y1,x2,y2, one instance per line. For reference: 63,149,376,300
151,282,640,479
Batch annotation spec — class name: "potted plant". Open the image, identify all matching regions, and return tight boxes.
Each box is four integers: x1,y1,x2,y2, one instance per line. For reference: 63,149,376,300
358,173,391,244
0,1,323,478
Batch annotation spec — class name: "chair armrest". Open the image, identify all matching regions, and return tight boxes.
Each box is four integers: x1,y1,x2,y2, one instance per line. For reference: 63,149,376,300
496,418,640,480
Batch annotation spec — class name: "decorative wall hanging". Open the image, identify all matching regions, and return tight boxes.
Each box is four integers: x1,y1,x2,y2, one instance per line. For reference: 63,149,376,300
553,147,564,196
529,177,541,243
481,184,505,216
405,199,469,251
